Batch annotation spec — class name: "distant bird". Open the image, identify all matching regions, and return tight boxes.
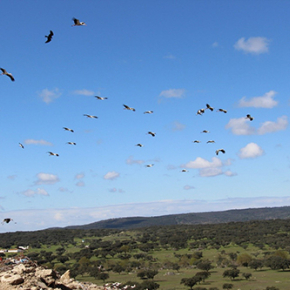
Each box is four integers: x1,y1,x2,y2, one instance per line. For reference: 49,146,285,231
246,114,254,121
207,140,215,143
216,149,226,155
136,143,143,147
48,151,59,157
144,110,153,114
201,130,209,133
72,18,86,26
181,169,188,172
67,142,76,145
2,218,13,224
83,114,98,119
217,108,227,113
45,30,54,43
63,127,74,132
193,140,201,143
146,164,154,167
206,103,214,111
123,104,135,111
197,109,205,116
1,68,15,81
148,131,156,137
19,143,24,149
95,96,108,100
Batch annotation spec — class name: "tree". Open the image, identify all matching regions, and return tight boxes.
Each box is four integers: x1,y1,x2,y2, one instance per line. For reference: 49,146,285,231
237,253,252,267
140,280,160,290
98,272,109,282
222,284,233,290
223,268,240,280
112,264,125,274
265,256,290,271
180,277,200,290
195,271,210,282
196,260,213,272
265,287,280,290
249,259,263,270
146,269,158,280
242,272,252,280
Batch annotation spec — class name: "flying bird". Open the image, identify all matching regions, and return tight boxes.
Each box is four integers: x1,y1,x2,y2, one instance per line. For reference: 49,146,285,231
0,68,14,81
216,149,226,155
136,143,143,147
207,140,215,143
123,104,135,111
181,169,188,172
246,114,254,121
144,110,153,114
83,114,98,119
72,18,86,26
48,151,59,157
45,30,54,43
201,130,209,133
2,218,13,224
67,142,76,145
19,143,24,149
197,109,205,116
193,140,201,143
95,96,108,100
148,131,156,137
206,103,214,111
146,164,154,167
63,127,74,132
217,108,227,113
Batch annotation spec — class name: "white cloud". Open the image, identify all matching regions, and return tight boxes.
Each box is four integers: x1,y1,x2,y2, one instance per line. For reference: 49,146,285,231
22,188,49,197
184,157,223,169
212,42,219,47
3,197,290,232
159,88,185,98
257,116,288,135
73,89,95,96
75,173,85,179
34,173,60,185
238,90,278,108
234,37,270,54
226,117,256,135
58,187,71,193
104,171,120,180
238,143,264,159
24,139,53,146
39,88,61,104
126,156,144,165
172,121,186,131
76,181,85,187
183,185,195,190
224,170,237,177
199,168,223,177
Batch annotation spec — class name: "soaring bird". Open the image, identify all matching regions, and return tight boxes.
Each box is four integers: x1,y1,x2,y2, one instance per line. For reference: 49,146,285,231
207,140,215,143
48,151,59,157
201,130,210,133
19,143,24,149
72,18,86,26
123,104,135,111
0,68,14,81
216,149,226,155
217,108,227,113
95,96,108,100
246,114,254,121
144,110,153,114
2,218,13,224
146,164,154,167
63,127,74,132
197,109,205,115
206,103,214,111
83,114,98,119
148,131,156,137
67,142,76,145
193,140,201,143
181,169,188,172
136,143,143,147
45,30,54,43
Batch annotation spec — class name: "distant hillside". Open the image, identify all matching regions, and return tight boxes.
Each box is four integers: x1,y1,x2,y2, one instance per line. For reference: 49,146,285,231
65,206,290,230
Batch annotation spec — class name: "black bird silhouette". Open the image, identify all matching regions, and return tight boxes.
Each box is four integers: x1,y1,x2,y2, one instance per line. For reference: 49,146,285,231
1,68,14,81
45,30,54,43
72,18,86,26
2,218,13,224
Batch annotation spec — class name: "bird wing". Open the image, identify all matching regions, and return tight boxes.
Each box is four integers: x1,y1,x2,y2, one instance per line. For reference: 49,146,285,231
0,68,7,74
7,73,15,81
123,104,129,109
73,18,80,25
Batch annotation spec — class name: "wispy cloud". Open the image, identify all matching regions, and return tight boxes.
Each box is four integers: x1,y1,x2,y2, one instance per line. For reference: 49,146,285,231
7,175,17,180
3,197,290,232
172,121,186,131
34,173,60,185
75,173,85,179
238,143,264,159
104,171,120,180
163,53,176,59
183,185,195,190
109,188,125,193
76,181,85,187
238,90,278,108
24,139,53,146
159,88,185,98
234,37,270,54
257,116,288,135
126,156,144,165
212,42,219,47
39,88,61,104
21,188,49,197
73,89,95,96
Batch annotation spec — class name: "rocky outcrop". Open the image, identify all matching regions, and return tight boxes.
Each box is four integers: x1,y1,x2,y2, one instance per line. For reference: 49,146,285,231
0,259,105,290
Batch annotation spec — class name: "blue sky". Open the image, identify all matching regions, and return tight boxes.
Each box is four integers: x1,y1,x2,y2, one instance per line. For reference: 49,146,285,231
1,0,289,232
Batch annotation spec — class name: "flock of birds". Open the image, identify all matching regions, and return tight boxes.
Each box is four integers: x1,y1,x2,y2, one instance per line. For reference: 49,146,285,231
1,17,255,226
